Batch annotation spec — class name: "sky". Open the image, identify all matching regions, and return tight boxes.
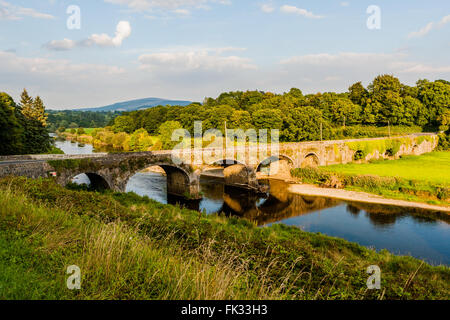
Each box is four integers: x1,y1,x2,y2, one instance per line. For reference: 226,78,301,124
0,0,449,109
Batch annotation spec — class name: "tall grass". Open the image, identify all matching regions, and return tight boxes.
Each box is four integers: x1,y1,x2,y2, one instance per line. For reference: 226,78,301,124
0,177,449,300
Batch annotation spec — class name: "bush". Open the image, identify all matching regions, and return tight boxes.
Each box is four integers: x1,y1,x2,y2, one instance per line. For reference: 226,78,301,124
437,132,450,151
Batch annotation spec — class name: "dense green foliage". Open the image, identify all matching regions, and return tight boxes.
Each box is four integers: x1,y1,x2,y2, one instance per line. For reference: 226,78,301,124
108,76,449,142
0,90,52,155
0,177,448,299
47,110,119,132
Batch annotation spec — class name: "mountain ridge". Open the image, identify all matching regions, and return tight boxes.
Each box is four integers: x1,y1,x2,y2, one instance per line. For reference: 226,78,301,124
75,97,192,112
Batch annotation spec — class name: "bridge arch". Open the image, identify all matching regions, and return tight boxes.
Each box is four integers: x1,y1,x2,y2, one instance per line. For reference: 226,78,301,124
123,162,199,199
301,153,320,168
69,172,111,191
210,159,245,167
256,155,294,176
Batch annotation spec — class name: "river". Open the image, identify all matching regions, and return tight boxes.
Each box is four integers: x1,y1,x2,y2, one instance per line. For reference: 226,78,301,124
54,139,450,266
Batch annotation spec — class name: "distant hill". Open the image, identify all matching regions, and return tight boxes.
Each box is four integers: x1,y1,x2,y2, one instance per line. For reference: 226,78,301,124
76,97,192,112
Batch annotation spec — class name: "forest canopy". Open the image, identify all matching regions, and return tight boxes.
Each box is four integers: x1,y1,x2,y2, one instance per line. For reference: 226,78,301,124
107,75,450,142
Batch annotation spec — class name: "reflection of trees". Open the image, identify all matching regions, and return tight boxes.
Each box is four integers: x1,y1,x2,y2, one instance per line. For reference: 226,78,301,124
346,205,361,216
347,202,450,226
169,177,450,228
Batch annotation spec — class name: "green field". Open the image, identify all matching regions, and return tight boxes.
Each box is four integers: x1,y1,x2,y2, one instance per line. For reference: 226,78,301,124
0,177,449,299
65,128,96,134
324,152,450,187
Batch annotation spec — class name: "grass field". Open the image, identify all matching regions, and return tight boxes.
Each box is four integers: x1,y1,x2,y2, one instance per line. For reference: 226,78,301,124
65,128,96,134
0,177,449,299
324,152,450,187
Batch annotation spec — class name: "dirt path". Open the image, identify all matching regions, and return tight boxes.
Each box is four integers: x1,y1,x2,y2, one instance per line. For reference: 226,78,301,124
288,184,450,213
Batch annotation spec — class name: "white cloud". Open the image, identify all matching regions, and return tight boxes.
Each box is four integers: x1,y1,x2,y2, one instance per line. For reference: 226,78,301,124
408,22,434,38
46,21,132,51
280,5,324,19
261,4,274,13
0,1,54,20
45,39,76,51
174,8,190,15
438,14,450,26
408,14,450,38
0,50,124,76
3,49,450,109
277,52,450,92
138,47,256,72
85,21,132,47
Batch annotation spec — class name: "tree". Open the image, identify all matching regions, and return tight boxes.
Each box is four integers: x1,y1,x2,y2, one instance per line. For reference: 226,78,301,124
417,80,450,127
252,108,283,131
230,110,252,129
283,106,331,142
159,121,183,150
348,82,368,106
367,75,404,124
77,128,85,135
112,115,135,133
32,96,48,127
19,89,33,115
0,93,23,155
288,88,304,99
20,90,48,127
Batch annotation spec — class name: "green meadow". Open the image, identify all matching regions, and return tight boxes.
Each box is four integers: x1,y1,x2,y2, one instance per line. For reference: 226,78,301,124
324,152,450,187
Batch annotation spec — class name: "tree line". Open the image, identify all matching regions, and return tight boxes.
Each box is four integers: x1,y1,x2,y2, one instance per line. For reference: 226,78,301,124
47,110,119,133
110,75,450,143
0,90,52,155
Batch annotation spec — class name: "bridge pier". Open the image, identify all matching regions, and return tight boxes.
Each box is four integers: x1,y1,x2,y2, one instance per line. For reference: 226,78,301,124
223,164,261,192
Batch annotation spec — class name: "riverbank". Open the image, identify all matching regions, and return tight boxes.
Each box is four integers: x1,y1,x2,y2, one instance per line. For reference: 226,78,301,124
291,152,450,208
0,176,448,300
289,184,450,213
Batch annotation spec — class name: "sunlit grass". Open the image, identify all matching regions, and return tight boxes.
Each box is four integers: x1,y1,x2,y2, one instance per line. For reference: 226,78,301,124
324,152,450,186
0,177,449,300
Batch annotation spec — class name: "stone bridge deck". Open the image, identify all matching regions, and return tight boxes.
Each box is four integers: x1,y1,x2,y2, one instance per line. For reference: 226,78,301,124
0,133,439,199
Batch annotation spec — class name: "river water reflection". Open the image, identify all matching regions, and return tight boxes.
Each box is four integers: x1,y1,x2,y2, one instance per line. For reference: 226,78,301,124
55,139,450,266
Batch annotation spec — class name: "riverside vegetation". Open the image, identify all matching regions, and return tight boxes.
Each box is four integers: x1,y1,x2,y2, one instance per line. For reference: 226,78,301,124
292,151,450,206
0,176,449,300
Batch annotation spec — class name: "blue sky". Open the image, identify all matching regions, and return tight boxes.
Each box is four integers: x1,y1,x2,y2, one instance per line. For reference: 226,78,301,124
0,0,449,109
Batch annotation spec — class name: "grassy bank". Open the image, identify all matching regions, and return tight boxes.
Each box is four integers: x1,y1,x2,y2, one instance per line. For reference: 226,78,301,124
325,152,450,186
0,177,448,300
292,152,450,206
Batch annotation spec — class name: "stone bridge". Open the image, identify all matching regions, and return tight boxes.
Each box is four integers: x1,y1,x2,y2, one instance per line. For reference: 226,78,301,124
0,133,439,199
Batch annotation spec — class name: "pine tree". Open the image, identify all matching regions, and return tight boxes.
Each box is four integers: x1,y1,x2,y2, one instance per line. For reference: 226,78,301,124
20,88,34,118
32,96,48,127
17,89,51,154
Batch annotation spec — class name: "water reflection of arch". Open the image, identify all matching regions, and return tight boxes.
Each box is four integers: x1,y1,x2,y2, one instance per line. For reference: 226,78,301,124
220,180,342,226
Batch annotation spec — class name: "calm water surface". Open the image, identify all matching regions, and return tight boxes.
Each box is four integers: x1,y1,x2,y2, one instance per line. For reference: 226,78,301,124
55,139,450,266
